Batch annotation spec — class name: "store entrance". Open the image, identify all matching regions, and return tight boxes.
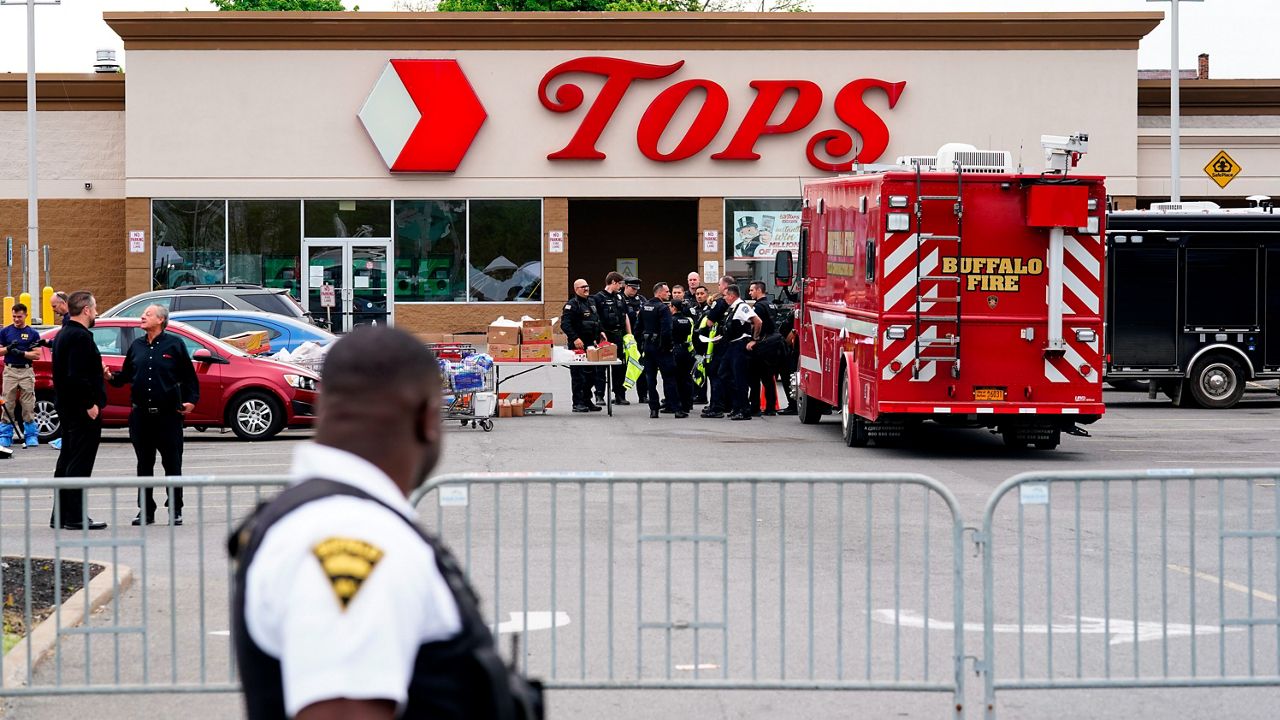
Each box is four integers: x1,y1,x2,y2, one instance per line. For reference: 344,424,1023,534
302,240,392,332
568,199,698,297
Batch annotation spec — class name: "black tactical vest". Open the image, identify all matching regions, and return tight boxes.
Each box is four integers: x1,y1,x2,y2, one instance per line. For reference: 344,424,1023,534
229,479,542,720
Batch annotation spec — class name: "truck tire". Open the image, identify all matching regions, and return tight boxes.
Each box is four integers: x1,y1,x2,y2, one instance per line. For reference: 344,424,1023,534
796,383,828,425
1188,354,1246,409
1034,430,1061,450
840,371,868,447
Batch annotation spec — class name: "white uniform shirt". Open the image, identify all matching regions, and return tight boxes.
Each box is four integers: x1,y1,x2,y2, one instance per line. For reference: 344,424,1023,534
244,443,462,717
727,299,758,341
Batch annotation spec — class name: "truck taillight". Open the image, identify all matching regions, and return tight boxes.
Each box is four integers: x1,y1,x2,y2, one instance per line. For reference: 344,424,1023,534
1080,364,1092,376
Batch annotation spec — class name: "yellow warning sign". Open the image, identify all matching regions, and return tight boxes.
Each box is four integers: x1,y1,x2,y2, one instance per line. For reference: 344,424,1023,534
1204,150,1242,189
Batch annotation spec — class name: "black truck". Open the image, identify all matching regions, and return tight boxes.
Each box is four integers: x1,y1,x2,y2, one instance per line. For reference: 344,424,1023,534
1105,203,1280,408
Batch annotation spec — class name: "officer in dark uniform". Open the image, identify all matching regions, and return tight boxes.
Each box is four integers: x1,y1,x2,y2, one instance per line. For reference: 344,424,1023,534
561,279,606,413
230,326,542,720
636,283,685,419
690,285,711,404
670,298,696,417
747,281,779,417
621,277,648,403
591,271,630,406
699,275,734,418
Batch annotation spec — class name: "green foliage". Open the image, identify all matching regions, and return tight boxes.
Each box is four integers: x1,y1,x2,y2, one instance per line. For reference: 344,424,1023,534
427,0,809,10
211,0,347,10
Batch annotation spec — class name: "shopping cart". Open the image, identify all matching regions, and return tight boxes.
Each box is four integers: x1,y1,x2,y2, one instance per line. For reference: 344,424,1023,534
426,342,497,432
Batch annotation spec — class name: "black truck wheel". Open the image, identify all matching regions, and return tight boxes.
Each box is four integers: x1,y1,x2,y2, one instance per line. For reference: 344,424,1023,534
1188,354,1246,409
796,383,828,425
840,372,868,447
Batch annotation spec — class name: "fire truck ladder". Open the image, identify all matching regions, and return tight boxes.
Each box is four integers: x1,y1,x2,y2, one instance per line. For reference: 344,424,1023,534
912,162,963,379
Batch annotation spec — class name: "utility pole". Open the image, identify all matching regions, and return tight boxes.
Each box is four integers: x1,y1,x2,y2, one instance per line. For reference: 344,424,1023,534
1,0,61,309
1148,0,1204,203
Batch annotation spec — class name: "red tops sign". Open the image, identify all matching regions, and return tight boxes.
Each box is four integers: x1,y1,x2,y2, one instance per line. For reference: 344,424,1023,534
360,56,905,173
538,56,907,172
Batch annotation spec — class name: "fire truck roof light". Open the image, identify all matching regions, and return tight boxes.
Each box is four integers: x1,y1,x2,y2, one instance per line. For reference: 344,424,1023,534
889,195,909,208
887,213,910,232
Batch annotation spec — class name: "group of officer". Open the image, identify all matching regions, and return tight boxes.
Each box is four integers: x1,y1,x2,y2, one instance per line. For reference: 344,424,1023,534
561,270,797,420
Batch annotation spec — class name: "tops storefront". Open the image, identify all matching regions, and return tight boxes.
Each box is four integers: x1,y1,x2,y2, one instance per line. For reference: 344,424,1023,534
7,12,1179,332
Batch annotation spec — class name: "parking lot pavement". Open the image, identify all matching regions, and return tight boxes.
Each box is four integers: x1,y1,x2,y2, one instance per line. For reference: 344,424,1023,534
2,368,1278,719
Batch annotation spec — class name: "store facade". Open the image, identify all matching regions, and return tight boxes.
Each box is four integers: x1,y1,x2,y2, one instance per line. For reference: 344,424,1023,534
10,11,1275,334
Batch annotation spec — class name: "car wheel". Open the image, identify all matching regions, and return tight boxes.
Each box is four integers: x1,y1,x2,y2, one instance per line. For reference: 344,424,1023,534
227,391,285,441
34,395,60,443
1189,354,1246,409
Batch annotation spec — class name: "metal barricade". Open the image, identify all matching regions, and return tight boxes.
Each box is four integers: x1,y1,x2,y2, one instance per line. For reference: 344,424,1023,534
413,471,969,716
979,469,1280,719
0,475,287,697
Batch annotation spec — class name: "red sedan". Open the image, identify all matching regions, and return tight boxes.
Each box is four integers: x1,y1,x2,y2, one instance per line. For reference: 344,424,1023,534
31,319,319,441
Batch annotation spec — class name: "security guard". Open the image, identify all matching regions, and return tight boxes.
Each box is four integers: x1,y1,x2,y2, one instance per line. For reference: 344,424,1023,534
231,326,542,719
591,272,631,406
104,304,199,526
747,281,779,417
636,283,685,419
0,303,43,449
561,279,606,413
670,298,696,417
621,277,648,403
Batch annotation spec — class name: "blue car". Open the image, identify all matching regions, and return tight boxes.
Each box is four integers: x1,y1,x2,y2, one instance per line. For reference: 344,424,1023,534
168,310,337,355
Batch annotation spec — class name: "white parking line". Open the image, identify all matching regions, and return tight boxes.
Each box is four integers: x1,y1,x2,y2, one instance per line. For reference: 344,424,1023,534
1167,564,1277,603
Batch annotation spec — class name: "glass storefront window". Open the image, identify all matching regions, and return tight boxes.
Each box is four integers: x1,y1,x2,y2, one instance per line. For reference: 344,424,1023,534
151,200,227,289
724,197,803,288
468,200,542,303
228,200,302,298
393,200,467,302
304,200,391,238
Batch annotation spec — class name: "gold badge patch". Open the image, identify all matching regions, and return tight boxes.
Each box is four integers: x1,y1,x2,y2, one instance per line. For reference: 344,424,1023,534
313,537,384,610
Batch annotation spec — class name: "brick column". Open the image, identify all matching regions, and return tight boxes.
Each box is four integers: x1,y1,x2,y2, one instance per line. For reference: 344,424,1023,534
697,197,724,285
124,197,152,299
542,197,569,320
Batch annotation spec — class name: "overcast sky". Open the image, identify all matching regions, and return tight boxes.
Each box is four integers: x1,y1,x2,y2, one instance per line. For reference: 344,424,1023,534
1,0,1276,78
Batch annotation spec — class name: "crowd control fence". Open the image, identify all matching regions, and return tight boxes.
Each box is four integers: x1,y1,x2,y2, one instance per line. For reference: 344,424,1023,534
0,468,1275,720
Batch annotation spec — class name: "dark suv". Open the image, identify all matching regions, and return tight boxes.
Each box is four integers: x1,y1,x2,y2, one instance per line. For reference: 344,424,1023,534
102,285,311,323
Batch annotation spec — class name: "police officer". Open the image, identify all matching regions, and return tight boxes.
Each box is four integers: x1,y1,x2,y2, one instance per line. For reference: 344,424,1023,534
231,326,541,720
699,275,734,418
561,278,606,413
670,297,696,417
747,281,779,417
621,277,648,403
719,284,762,421
636,283,685,419
591,272,631,406
104,304,198,526
689,285,711,404
0,303,43,449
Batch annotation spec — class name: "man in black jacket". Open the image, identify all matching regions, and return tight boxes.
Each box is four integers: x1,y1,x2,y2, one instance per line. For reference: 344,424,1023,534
50,291,108,530
591,272,630,406
105,304,199,526
747,281,779,416
561,279,606,413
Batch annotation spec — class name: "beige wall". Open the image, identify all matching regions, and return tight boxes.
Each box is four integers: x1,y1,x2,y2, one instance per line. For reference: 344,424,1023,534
1136,124,1280,201
122,49,1140,198
0,111,125,199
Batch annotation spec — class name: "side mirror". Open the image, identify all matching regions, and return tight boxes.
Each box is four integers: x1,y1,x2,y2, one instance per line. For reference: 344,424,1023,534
773,250,794,287
192,348,227,364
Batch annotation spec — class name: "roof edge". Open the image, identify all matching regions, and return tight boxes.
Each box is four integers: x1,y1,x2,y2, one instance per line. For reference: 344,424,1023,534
0,73,125,111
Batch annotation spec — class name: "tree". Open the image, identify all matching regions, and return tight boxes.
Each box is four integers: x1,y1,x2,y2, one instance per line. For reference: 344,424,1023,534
211,0,348,10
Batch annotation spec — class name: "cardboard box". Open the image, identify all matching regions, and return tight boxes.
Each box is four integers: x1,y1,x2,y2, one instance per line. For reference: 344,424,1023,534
510,398,525,417
594,343,618,362
520,344,552,362
222,329,270,354
521,324,552,344
498,400,513,418
486,324,520,346
489,344,521,361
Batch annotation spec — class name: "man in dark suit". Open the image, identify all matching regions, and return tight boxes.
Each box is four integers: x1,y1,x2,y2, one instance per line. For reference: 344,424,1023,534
50,291,108,530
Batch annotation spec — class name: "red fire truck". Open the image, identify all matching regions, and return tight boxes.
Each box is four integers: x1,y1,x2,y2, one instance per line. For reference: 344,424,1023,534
776,135,1107,449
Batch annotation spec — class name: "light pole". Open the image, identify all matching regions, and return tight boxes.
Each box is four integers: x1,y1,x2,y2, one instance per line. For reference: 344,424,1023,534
1148,0,1203,204
1,0,60,316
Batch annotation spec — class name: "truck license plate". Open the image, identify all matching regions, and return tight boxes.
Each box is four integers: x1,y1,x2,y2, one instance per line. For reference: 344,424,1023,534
974,388,1006,401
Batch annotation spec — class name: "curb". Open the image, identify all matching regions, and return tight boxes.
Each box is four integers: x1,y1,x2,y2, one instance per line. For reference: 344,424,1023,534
1,560,135,693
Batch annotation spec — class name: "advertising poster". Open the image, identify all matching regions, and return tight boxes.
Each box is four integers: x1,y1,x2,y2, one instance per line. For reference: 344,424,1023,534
731,211,802,260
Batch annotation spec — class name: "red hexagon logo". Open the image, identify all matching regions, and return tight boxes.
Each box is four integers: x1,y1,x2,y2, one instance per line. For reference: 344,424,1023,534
358,60,488,173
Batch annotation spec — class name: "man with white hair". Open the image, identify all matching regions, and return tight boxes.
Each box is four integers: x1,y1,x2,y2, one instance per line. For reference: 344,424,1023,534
105,304,199,526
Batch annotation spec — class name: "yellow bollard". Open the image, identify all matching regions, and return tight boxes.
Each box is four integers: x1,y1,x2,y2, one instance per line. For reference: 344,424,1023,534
41,287,54,326
18,292,32,318
2,296,12,327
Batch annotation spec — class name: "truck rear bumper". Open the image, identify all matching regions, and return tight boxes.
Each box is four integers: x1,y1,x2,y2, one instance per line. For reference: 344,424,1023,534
877,402,1105,417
